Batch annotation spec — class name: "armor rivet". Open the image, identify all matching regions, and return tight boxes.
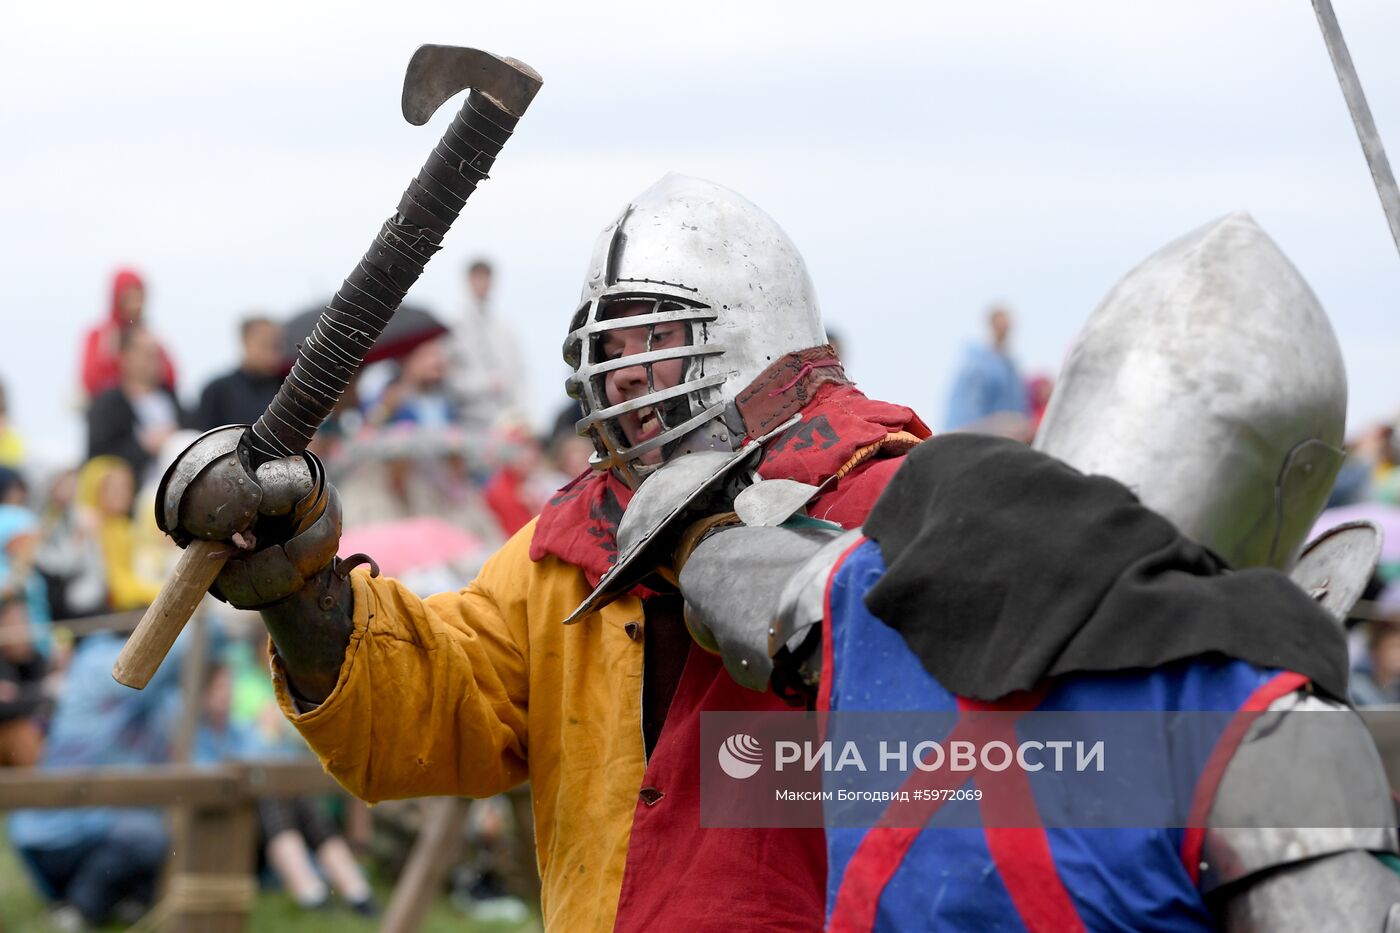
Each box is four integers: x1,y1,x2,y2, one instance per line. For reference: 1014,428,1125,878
740,659,749,668
768,627,776,637
1199,861,1208,872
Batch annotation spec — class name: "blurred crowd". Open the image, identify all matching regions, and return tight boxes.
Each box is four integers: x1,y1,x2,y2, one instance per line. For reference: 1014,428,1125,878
0,258,576,928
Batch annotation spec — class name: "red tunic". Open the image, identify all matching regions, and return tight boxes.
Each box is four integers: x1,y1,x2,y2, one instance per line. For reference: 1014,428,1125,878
531,365,928,932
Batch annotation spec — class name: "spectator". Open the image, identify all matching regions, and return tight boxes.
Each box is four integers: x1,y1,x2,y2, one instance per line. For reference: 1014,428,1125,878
194,316,286,430
78,268,177,401
1353,587,1400,706
8,630,183,928
1362,423,1400,505
944,305,1029,432
364,336,458,429
306,372,363,463
79,456,161,611
445,259,527,428
0,490,53,656
0,593,46,767
34,469,107,622
86,325,187,485
0,380,23,468
547,402,594,479
481,419,553,537
451,797,528,923
0,465,25,506
196,661,377,915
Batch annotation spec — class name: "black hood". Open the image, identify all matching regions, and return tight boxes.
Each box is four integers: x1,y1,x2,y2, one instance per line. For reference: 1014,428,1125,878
862,434,1348,702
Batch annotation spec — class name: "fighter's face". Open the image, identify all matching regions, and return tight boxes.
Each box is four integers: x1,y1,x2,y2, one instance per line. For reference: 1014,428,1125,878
599,301,686,465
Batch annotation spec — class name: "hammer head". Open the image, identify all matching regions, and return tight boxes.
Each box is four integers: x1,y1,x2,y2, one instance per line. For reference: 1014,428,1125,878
402,45,543,125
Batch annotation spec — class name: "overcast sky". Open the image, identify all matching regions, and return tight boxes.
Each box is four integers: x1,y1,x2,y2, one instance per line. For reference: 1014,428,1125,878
4,0,1399,466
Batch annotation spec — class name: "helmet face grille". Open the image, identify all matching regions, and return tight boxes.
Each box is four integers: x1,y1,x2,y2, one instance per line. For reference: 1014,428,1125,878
565,176,831,486
564,292,726,484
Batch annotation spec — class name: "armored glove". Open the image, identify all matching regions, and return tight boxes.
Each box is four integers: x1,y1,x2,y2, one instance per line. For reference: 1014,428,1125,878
157,426,369,701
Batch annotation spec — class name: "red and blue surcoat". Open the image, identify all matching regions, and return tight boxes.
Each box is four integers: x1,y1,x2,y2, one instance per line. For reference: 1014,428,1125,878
819,537,1309,933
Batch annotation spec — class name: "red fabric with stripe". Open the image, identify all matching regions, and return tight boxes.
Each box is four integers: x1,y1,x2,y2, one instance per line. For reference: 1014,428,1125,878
969,698,1086,933
826,666,1314,930
827,682,1085,933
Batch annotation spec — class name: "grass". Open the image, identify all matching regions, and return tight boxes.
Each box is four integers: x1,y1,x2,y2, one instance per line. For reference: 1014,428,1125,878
0,824,539,932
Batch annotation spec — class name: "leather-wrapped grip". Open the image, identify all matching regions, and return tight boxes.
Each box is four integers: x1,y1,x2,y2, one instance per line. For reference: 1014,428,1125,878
248,91,521,463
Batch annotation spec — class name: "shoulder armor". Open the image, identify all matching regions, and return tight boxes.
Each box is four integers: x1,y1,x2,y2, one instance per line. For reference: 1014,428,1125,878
771,528,865,659
733,478,822,527
1219,849,1400,931
677,523,845,691
766,528,864,701
1289,521,1382,622
1201,690,1398,892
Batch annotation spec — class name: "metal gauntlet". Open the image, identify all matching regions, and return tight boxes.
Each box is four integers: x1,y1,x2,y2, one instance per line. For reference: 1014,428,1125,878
156,425,344,610
157,426,367,703
258,556,365,705
209,459,342,610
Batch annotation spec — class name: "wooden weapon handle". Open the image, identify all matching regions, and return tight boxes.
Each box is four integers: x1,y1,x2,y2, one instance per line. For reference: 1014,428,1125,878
112,540,227,689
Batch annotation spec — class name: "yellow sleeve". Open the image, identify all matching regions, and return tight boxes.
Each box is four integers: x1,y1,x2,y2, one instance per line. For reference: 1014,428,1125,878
271,525,534,803
100,520,163,610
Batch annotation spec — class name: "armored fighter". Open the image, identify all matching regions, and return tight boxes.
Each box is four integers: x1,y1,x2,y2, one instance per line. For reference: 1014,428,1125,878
637,213,1400,930
159,174,929,931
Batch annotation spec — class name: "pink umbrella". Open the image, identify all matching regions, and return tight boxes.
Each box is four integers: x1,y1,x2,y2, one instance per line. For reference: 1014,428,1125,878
339,517,486,578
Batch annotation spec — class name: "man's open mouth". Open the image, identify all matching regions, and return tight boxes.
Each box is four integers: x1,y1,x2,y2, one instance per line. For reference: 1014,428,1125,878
635,405,663,442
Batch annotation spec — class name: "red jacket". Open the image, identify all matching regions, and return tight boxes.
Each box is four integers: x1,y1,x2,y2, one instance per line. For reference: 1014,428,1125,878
483,466,541,538
79,269,178,399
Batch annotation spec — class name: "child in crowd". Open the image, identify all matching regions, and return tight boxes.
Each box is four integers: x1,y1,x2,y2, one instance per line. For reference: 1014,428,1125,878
77,456,161,611
197,653,378,916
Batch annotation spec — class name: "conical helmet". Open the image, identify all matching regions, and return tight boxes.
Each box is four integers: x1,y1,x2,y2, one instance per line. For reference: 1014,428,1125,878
1034,212,1347,569
563,174,827,487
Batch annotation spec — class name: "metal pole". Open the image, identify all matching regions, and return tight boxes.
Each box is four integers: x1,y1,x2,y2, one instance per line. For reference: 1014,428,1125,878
1310,0,1400,258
